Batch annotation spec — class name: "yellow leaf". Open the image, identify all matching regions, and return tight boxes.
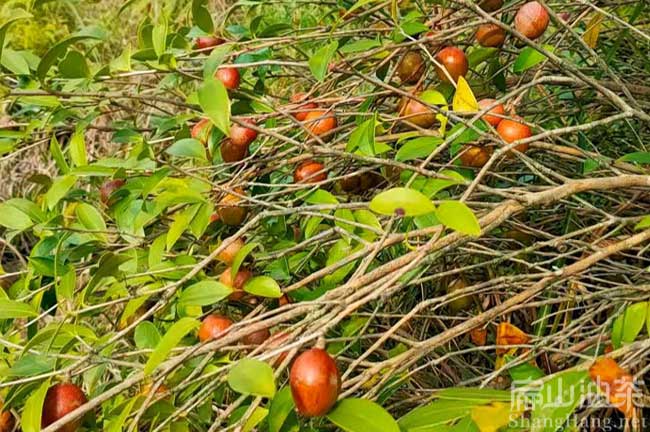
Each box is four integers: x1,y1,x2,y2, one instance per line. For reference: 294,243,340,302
471,402,524,432
583,13,604,48
452,76,479,113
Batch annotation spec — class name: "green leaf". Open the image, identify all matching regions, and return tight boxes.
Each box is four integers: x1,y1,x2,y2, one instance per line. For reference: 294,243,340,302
21,379,50,432
0,9,32,61
327,398,400,432
50,134,70,174
192,0,214,33
110,44,132,72
513,46,554,73
396,137,443,162
437,388,513,402
369,187,435,216
59,50,90,78
346,115,376,155
1,48,30,75
434,201,481,236
305,189,338,205
69,129,87,167
617,152,650,164
106,397,138,432
134,321,162,350
179,280,232,306
76,203,107,242
467,47,498,67
203,44,232,80
45,175,77,210
144,317,200,375
37,26,106,80
244,276,282,298
166,138,207,160
268,387,296,432
152,19,168,57
231,241,260,279
635,216,650,230
530,371,590,432
167,205,200,250
340,39,381,54
309,41,338,82
228,358,276,398
0,299,38,319
0,202,33,230
198,76,230,135
611,302,647,348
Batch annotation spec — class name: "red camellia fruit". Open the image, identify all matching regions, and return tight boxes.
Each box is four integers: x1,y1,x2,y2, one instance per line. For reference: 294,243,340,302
220,139,248,163
220,266,253,301
290,348,340,417
242,327,271,346
195,36,224,51
303,110,337,139
294,160,327,183
399,93,436,129
478,98,506,127
41,383,87,432
478,0,503,12
459,145,492,168
191,118,212,144
290,93,319,121
217,236,245,265
515,1,550,40
100,179,125,204
230,119,258,147
0,402,15,432
198,314,234,342
476,23,506,47
215,67,240,90
434,46,468,83
496,116,532,154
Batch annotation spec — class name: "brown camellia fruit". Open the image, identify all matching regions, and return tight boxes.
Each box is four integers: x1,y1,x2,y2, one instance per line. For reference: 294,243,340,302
100,179,125,204
242,328,271,346
195,36,224,51
434,46,468,83
220,266,253,301
217,189,248,226
446,279,475,313
217,236,245,264
396,51,425,84
220,139,248,163
478,98,506,127
496,116,532,154
339,175,361,193
290,93,319,121
191,118,212,145
278,294,291,307
0,401,15,432
198,314,233,342
514,1,550,40
290,348,340,417
41,383,87,432
399,94,436,129
230,119,258,147
459,145,492,168
294,160,327,184
478,0,503,12
303,110,337,139
476,23,506,47
215,67,240,90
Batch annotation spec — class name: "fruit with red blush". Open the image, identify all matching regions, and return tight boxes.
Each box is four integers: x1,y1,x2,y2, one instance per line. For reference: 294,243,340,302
41,383,88,432
290,93,319,121
230,119,258,147
496,116,532,154
396,51,425,84
215,67,240,90
476,23,506,47
303,110,337,139
191,118,212,145
459,145,492,168
216,189,248,226
514,1,550,40
478,99,506,127
434,46,468,83
220,266,253,301
195,36,224,50
217,236,245,265
100,179,125,204
290,348,340,417
294,160,327,184
198,314,233,342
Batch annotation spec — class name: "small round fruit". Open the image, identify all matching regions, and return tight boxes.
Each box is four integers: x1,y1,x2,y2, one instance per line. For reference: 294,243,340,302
0,402,15,432
399,94,436,129
195,36,224,50
459,145,492,168
220,139,248,163
290,348,340,417
215,67,240,90
434,46,468,83
41,383,87,432
100,179,125,204
515,1,550,40
476,23,506,47
294,160,327,184
198,314,233,342
290,93,319,121
242,328,271,346
339,175,361,193
447,279,475,313
191,118,212,144
478,0,503,12
496,116,532,154
217,236,245,265
396,51,425,84
278,294,291,307
230,119,258,147
217,189,248,226
478,99,506,127
359,172,383,191
303,110,337,139
220,266,253,301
